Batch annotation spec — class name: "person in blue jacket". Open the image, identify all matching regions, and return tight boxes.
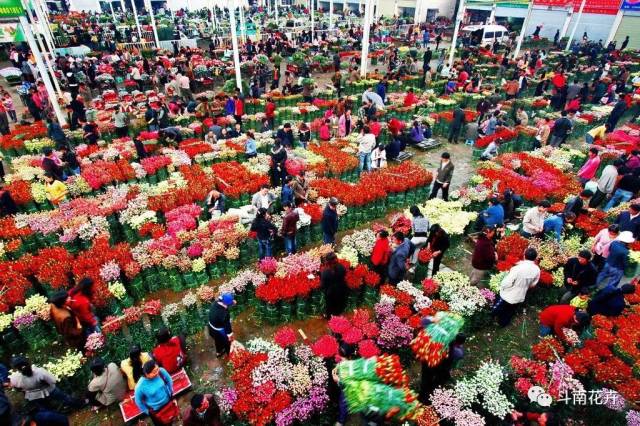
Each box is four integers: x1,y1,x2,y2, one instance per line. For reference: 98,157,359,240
597,231,634,289
543,212,576,241
281,176,295,206
476,197,504,231
587,284,635,317
615,204,640,239
134,360,174,423
224,96,235,116
375,78,387,104
388,231,410,285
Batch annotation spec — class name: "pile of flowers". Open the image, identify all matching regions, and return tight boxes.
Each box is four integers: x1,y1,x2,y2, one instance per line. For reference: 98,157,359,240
405,199,477,236
325,310,381,358
433,271,489,316
219,337,329,426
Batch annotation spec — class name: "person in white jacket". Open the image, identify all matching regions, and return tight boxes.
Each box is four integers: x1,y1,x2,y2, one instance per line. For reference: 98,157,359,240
371,144,387,169
357,126,376,173
493,248,540,326
521,200,550,238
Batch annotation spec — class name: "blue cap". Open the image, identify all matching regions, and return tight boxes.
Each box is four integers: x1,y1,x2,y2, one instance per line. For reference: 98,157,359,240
220,293,235,306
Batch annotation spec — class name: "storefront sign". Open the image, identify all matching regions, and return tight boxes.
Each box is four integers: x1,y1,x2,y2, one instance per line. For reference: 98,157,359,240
621,0,640,10
0,22,23,43
0,0,24,18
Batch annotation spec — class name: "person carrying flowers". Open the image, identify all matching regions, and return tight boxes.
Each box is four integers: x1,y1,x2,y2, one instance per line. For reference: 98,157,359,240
207,293,236,358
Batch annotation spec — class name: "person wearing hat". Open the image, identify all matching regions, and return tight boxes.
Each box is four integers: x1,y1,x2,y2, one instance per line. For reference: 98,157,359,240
49,290,84,350
597,230,634,289
9,356,85,409
134,360,176,424
538,305,590,342
321,197,340,245
87,357,127,408
588,283,636,317
182,393,222,426
207,293,235,358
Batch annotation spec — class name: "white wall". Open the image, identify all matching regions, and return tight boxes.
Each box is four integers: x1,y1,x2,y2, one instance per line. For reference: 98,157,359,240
565,12,616,44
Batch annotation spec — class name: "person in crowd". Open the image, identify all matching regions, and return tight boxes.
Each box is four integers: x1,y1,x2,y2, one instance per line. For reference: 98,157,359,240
113,106,129,138
41,147,64,181
270,140,287,187
493,248,540,327
592,224,620,271
607,98,627,130
121,344,152,391
614,203,640,238
152,328,187,374
291,173,309,206
470,226,497,288
48,290,84,350
549,111,572,147
604,172,640,212
560,250,598,303
543,212,576,242
68,277,99,335
281,176,295,206
578,148,601,184
182,393,223,426
87,357,127,409
408,206,430,272
319,119,331,141
585,122,610,144
298,122,311,148
245,131,257,159
208,293,235,358
338,110,352,138
322,197,340,245
47,118,67,148
597,231,634,288
371,143,387,169
521,200,550,238
388,231,410,285
538,305,590,341
426,224,450,277
250,207,278,260
0,183,17,217
410,120,425,144
448,105,466,144
9,356,85,409
205,189,226,217
589,159,622,208
418,327,465,404
371,230,391,282
134,360,176,425
0,363,10,425
480,138,501,160
58,145,80,178
43,173,68,206
276,123,295,148
357,125,376,174
251,185,276,212
265,98,276,129
564,190,593,217
588,283,636,317
429,152,454,201
281,202,299,255
464,120,479,146
321,252,348,317
476,197,504,230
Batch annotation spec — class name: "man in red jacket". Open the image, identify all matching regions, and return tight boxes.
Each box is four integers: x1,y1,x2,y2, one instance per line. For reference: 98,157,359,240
539,304,590,341
234,94,244,125
265,97,276,129
371,230,391,282
470,227,497,287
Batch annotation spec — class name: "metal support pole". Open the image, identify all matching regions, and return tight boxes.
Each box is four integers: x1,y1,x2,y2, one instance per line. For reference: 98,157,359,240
230,0,243,93
20,16,66,126
131,0,144,41
448,0,465,67
513,0,534,59
565,0,586,51
359,0,372,77
606,10,623,46
310,0,314,41
329,0,333,29
144,0,159,48
109,1,116,19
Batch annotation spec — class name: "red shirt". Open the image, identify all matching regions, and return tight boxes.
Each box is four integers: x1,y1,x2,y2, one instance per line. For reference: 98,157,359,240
152,336,185,374
552,73,566,89
67,292,97,327
539,305,575,340
265,102,276,118
234,99,244,116
371,238,391,266
369,121,382,137
388,118,405,136
403,92,418,107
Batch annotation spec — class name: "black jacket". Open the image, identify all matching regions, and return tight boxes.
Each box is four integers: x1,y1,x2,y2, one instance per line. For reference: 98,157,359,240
321,206,339,236
563,257,597,291
250,217,277,240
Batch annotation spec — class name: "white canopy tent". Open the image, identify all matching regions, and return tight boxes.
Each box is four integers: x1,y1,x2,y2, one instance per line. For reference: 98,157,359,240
68,0,102,12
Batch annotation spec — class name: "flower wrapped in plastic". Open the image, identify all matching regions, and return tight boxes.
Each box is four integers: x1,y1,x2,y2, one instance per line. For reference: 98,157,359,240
411,311,465,367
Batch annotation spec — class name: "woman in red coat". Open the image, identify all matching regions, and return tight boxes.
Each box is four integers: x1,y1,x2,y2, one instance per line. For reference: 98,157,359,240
152,327,187,374
371,230,392,282
68,277,100,335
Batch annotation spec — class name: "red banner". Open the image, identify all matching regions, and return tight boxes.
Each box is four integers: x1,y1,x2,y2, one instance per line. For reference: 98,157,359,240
534,0,621,14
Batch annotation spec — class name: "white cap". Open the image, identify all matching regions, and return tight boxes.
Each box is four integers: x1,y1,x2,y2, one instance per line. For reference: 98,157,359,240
617,231,635,244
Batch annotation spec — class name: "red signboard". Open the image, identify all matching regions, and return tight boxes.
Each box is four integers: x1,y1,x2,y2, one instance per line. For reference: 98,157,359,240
534,0,621,14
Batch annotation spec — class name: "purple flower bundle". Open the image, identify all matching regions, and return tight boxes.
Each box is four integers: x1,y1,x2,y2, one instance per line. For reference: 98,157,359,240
275,386,329,426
